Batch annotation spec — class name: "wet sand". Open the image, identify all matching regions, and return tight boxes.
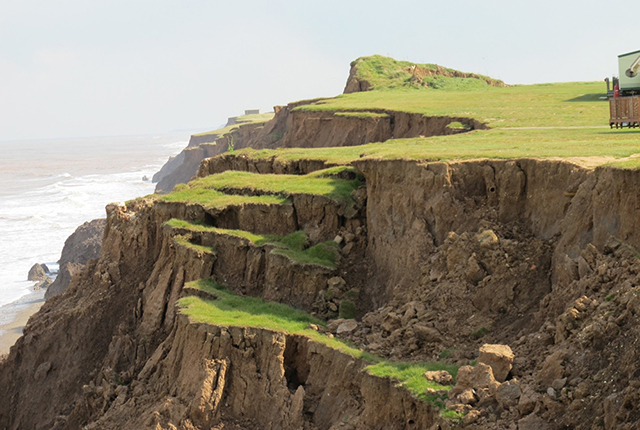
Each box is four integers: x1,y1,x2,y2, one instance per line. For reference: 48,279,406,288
0,297,44,356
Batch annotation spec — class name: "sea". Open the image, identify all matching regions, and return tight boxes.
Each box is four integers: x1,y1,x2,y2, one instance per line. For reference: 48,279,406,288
0,133,189,331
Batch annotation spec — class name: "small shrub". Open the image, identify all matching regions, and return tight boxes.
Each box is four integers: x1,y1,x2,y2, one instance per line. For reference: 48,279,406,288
605,293,615,302
339,299,356,319
471,327,490,339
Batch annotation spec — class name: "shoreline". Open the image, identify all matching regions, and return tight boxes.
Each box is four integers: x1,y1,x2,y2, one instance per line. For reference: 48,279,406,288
0,290,45,356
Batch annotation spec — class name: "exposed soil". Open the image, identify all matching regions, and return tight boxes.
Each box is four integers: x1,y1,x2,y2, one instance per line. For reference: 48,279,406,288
1,154,639,429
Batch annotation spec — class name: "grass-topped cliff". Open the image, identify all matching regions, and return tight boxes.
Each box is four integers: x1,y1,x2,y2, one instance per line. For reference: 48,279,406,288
192,112,274,143
218,55,639,169
5,55,640,430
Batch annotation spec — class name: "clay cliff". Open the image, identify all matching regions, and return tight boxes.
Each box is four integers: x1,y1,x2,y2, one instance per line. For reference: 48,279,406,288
1,150,639,429
45,219,106,299
1,58,639,430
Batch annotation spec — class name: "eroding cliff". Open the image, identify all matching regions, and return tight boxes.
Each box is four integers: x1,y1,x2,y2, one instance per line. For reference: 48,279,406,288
1,153,639,429
155,101,485,194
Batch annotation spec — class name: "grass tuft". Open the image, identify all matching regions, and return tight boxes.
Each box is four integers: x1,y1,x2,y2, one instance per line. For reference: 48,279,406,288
273,241,339,268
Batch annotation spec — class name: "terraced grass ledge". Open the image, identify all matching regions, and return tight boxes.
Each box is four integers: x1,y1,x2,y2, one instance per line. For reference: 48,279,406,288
165,219,339,268
179,279,460,414
159,184,290,209
190,170,362,203
172,235,215,255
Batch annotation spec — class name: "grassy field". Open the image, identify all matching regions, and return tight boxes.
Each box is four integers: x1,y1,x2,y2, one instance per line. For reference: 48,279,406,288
224,80,640,169
180,279,459,413
303,82,607,128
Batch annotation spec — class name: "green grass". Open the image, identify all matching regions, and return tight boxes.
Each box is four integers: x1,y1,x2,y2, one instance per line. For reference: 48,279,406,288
273,240,339,268
180,279,460,414
171,169,362,206
348,55,503,91
165,219,309,252
185,58,637,170
173,235,215,254
333,111,389,119
166,219,336,267
181,279,378,361
366,361,458,408
159,185,289,209
192,113,275,139
302,81,607,129
165,218,289,246
228,126,640,168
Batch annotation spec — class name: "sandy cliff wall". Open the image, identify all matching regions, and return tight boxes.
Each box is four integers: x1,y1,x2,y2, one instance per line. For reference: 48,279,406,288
82,316,437,430
1,152,639,429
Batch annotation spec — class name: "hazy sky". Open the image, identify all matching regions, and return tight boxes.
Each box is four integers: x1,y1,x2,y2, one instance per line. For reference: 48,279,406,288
0,0,634,140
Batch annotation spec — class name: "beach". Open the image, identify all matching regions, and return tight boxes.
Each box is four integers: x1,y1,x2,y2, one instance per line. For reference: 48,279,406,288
0,290,45,356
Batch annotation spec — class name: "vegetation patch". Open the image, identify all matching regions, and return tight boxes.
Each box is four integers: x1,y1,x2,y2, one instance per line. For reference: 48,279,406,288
182,170,361,202
346,55,503,91
273,240,339,269
166,219,336,267
446,121,470,131
366,360,459,411
173,235,215,254
333,111,388,119
160,184,289,209
180,279,460,415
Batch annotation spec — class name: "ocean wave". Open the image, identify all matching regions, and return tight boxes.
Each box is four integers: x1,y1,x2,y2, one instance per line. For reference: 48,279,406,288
0,132,190,310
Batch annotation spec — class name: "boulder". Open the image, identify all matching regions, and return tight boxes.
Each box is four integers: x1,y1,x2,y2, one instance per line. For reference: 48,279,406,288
535,350,566,389
33,279,52,290
326,276,346,290
462,409,482,425
476,229,499,248
466,255,486,284
412,325,441,343
327,318,345,333
336,319,358,334
449,363,499,398
478,344,514,382
458,389,477,405
496,380,521,408
27,264,48,281
423,370,453,386
518,385,540,415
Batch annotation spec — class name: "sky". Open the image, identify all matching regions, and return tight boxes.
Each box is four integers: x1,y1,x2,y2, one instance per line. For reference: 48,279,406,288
0,0,636,141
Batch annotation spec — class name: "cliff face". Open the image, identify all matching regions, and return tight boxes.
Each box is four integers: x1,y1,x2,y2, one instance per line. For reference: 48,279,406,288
83,318,436,430
2,151,640,429
45,218,106,299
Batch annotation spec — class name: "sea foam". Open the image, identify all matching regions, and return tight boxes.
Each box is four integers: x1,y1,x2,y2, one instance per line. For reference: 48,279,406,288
0,134,188,310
